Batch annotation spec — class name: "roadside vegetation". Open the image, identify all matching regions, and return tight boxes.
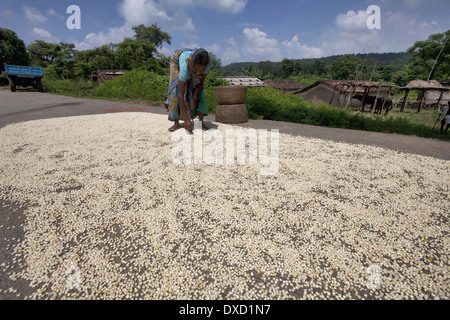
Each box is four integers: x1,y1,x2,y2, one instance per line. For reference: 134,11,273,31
246,87,448,140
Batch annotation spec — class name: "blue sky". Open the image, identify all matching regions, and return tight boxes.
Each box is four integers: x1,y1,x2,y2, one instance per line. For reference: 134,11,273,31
1,0,449,65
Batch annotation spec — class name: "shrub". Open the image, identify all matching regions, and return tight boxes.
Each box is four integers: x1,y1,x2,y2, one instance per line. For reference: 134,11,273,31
93,70,169,103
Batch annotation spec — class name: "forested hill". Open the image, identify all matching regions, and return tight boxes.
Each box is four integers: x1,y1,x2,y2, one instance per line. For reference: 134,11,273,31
221,52,413,74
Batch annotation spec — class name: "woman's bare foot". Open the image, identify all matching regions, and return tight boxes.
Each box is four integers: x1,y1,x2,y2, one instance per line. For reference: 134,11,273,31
168,122,181,132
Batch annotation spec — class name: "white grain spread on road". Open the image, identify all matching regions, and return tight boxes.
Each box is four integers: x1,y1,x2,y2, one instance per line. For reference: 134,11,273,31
0,112,449,299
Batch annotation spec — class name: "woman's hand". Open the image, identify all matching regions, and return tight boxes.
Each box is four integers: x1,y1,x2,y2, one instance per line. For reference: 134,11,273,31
184,119,193,134
189,96,198,110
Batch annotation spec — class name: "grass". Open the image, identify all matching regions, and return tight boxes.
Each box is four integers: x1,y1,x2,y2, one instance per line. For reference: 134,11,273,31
389,107,441,127
41,71,449,140
42,78,96,97
245,87,449,140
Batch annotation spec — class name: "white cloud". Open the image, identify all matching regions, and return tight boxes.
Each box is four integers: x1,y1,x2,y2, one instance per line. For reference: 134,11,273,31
219,30,325,64
23,6,48,25
183,17,196,32
119,0,172,26
242,28,281,61
221,37,241,65
46,8,64,20
335,10,369,32
159,46,173,57
74,26,134,51
281,35,324,59
31,28,60,43
118,0,196,33
320,7,445,57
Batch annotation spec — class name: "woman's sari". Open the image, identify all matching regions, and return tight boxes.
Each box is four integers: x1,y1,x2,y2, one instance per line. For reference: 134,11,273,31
165,48,210,121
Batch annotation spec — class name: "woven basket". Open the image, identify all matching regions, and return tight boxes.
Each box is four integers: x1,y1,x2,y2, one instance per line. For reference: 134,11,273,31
214,86,248,105
215,104,248,124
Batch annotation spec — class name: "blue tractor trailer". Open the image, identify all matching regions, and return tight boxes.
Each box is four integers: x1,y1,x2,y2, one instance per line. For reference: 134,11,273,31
4,63,44,92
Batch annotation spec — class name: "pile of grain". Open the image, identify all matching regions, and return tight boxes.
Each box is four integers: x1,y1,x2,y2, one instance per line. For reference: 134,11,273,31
0,113,448,299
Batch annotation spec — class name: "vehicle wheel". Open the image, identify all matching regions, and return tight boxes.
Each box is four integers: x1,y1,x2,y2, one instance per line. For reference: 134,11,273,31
37,80,44,92
9,78,16,92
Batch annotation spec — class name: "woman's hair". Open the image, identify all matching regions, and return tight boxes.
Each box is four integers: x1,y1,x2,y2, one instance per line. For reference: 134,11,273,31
194,50,210,66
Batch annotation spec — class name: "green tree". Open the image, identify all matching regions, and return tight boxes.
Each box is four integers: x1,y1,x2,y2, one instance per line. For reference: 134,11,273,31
27,40,62,66
392,65,411,86
132,24,172,48
74,44,119,79
311,60,328,76
209,52,222,71
56,42,77,79
241,65,273,80
379,64,396,82
0,28,30,71
281,58,299,78
330,54,361,80
407,30,450,80
116,38,157,70
27,40,78,79
115,24,172,73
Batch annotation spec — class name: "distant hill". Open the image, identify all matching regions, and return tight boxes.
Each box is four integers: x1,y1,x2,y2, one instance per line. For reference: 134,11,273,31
221,52,413,74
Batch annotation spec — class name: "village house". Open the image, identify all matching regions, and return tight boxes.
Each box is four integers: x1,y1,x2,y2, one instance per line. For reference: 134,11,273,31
92,70,129,85
293,80,395,108
263,80,305,94
399,80,450,112
222,76,267,87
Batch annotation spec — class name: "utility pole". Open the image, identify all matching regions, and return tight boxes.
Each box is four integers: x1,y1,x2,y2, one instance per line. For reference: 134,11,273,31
428,35,448,81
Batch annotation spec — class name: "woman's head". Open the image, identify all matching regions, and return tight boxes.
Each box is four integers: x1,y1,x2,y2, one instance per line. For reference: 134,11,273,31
192,49,209,75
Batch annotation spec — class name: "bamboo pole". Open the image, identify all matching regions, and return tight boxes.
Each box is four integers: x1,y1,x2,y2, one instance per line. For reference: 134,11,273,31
435,90,445,112
400,89,410,112
369,61,378,82
428,36,448,81
418,90,425,113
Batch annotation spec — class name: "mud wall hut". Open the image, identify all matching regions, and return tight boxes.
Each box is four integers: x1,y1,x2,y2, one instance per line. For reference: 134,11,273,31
294,80,395,109
93,70,129,85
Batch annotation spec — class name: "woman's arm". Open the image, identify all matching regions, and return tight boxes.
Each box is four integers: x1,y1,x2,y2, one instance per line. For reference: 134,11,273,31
191,74,207,109
177,80,192,133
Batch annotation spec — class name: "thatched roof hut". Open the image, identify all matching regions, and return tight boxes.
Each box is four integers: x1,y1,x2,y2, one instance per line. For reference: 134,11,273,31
399,80,450,112
264,80,305,93
401,80,444,90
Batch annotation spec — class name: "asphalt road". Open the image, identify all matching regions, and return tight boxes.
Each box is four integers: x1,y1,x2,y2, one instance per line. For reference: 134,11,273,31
0,88,449,300
1,89,449,160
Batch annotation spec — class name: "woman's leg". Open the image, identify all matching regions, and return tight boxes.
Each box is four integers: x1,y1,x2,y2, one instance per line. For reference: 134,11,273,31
169,121,181,132
167,50,183,131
